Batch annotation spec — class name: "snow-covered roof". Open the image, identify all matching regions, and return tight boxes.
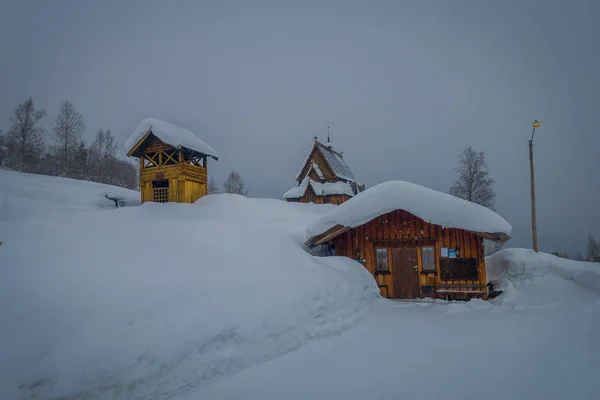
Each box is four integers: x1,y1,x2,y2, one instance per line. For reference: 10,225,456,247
316,142,355,181
283,182,309,199
313,180,355,197
125,118,218,159
295,140,356,182
283,178,355,200
306,180,512,243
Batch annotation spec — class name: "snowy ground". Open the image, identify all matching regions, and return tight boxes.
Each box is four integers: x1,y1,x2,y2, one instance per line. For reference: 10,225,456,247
1,171,599,400
0,171,377,399
185,249,600,400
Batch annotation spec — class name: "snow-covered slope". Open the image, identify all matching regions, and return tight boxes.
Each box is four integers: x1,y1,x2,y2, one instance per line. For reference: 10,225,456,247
187,249,600,400
0,170,140,221
0,171,378,399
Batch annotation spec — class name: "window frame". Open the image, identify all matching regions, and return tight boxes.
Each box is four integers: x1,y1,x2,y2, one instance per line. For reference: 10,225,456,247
421,245,436,273
375,247,390,274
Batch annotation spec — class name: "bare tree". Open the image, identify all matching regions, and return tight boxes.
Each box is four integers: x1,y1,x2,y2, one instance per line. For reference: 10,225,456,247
53,101,84,177
6,97,46,172
88,129,117,183
223,170,247,195
588,234,599,262
208,176,219,194
449,146,496,209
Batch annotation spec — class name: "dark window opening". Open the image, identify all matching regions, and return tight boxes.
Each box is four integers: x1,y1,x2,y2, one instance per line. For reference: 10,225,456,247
152,180,169,203
439,258,479,280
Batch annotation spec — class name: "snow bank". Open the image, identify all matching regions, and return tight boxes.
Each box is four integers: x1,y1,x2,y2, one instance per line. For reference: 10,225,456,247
487,248,600,295
125,118,218,158
0,172,377,399
0,170,140,223
307,180,512,239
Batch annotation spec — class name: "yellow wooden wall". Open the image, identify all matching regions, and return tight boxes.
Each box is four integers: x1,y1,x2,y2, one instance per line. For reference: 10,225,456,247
330,209,488,300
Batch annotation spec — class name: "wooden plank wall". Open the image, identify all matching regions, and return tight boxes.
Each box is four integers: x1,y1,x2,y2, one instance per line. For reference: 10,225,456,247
329,209,487,299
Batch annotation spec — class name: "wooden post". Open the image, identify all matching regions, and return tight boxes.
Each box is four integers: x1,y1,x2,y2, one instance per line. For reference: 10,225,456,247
529,138,538,253
203,156,207,169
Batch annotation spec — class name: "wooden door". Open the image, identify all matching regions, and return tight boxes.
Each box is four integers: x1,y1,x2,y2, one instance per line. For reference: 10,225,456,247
391,247,420,299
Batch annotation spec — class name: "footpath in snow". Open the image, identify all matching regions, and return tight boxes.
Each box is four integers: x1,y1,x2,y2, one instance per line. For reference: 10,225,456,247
185,249,600,400
0,171,379,400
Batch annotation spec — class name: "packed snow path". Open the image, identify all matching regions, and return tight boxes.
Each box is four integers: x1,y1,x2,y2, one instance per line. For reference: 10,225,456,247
184,274,600,400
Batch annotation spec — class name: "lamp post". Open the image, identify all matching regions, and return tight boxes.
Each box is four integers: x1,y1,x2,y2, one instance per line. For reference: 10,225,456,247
529,120,540,253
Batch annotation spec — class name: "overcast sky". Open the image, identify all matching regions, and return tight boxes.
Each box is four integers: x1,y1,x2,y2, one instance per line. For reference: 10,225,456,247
1,0,598,255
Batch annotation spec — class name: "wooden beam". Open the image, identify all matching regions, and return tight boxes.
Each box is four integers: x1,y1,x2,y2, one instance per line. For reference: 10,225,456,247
163,150,178,165
144,152,159,167
127,131,151,157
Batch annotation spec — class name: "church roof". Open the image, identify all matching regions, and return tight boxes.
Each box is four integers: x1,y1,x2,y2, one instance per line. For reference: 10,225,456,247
296,140,356,183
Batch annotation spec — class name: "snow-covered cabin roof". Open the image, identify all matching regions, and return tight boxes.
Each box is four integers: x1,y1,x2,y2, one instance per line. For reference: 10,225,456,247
306,180,512,246
125,118,218,159
296,140,356,182
283,177,355,200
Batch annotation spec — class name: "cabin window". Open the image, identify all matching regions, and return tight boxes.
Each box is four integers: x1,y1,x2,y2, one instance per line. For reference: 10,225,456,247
421,246,435,271
376,248,389,271
439,258,479,280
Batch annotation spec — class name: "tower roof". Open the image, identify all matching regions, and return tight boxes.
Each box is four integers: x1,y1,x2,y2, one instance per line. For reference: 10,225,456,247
126,118,218,159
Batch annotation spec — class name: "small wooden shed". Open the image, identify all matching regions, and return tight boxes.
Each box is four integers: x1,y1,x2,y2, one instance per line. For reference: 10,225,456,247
126,118,218,204
283,137,365,205
305,181,511,300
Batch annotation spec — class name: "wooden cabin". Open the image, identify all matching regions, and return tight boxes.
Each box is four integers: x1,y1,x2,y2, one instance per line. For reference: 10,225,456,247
284,137,365,205
125,118,218,204
305,181,511,300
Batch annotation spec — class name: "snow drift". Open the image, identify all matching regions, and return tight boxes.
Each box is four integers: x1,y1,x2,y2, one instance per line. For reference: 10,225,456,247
487,248,600,295
307,180,512,240
0,171,378,399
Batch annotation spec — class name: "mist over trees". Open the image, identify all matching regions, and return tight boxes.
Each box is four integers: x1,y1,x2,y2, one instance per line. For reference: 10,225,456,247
208,176,219,194
588,235,599,262
0,97,137,190
223,170,248,195
449,146,496,210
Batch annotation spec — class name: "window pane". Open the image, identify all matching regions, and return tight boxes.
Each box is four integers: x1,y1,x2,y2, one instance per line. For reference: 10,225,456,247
422,246,435,270
376,248,388,271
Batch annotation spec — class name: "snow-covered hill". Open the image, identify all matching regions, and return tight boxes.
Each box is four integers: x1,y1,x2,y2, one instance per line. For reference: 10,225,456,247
189,249,600,400
0,171,378,399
